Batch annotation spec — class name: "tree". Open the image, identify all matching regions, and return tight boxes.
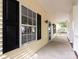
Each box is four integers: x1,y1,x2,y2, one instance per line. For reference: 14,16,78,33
59,22,67,28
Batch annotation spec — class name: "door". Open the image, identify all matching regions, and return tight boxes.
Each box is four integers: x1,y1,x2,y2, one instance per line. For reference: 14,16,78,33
48,22,51,40
53,24,56,34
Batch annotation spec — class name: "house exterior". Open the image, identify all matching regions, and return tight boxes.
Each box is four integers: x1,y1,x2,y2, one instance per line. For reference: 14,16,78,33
0,0,78,59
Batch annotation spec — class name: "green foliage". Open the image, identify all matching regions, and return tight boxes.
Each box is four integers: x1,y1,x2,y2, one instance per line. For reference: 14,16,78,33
59,22,67,28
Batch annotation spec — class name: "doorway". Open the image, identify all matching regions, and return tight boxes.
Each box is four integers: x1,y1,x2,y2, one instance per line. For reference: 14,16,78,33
48,22,51,40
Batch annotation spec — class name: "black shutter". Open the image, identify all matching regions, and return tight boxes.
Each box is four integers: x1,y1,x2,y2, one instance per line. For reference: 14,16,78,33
3,0,19,53
37,14,41,40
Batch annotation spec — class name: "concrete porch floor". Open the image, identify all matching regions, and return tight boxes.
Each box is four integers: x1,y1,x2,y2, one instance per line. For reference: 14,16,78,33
29,33,77,59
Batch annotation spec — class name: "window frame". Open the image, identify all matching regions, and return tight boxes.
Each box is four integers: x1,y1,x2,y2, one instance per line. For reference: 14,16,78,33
19,4,37,47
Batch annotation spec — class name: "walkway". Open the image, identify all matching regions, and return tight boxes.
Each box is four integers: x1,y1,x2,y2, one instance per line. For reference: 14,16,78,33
30,33,77,59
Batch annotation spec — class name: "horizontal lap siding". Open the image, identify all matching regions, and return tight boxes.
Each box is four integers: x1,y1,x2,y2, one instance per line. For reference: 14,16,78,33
0,0,2,56
0,0,48,59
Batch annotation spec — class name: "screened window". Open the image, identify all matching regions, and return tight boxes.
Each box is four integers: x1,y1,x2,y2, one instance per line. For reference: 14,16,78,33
21,6,37,44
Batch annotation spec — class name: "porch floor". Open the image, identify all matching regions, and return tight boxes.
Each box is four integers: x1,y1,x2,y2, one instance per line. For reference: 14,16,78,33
30,33,77,59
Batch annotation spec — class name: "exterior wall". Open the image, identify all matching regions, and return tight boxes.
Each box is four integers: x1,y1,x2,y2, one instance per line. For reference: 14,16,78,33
0,0,3,55
1,0,49,59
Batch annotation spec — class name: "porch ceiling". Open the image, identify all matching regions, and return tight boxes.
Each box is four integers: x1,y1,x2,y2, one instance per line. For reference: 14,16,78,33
36,0,77,23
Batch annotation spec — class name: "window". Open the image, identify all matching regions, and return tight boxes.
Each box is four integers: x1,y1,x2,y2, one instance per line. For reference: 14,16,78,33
21,6,37,44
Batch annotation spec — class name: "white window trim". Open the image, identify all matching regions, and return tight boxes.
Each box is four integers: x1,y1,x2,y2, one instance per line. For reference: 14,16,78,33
19,3,37,47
